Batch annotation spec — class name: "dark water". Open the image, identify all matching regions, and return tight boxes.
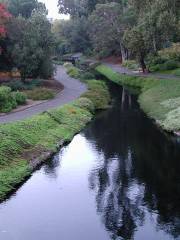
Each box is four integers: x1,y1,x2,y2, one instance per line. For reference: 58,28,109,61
0,85,180,240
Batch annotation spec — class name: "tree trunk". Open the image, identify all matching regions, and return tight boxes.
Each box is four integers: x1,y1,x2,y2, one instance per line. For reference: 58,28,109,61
139,56,147,73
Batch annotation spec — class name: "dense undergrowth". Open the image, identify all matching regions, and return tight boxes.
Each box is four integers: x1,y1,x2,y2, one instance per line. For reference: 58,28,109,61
0,77,110,200
96,64,180,133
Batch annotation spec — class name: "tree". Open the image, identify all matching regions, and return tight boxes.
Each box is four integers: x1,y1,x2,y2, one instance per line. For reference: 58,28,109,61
123,27,148,72
7,0,46,18
8,11,54,80
0,3,11,37
89,2,127,59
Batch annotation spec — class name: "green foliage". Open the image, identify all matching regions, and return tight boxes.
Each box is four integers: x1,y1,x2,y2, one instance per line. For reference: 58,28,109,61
89,2,124,57
82,80,110,109
122,60,139,70
0,64,111,199
161,60,179,71
73,97,95,113
96,64,180,132
158,43,180,62
8,0,47,18
5,79,42,91
12,91,27,104
0,86,17,112
80,71,96,81
67,67,80,78
173,68,180,76
9,12,54,80
64,62,81,78
25,88,55,100
0,161,30,200
160,107,180,132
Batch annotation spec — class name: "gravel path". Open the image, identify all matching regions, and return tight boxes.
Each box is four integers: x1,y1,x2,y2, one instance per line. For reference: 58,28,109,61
105,63,180,80
0,66,87,124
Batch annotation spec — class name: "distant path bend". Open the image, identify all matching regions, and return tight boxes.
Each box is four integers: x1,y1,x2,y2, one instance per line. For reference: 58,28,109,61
0,66,87,124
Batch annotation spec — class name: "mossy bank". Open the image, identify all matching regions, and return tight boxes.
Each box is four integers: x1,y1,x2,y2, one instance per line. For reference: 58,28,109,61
0,79,110,201
96,64,180,134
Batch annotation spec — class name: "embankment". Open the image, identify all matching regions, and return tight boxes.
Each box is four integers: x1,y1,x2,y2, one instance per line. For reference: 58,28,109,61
96,64,180,134
0,79,110,201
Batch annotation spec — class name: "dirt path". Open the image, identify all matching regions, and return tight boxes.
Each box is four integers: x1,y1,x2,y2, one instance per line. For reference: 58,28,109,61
0,66,87,124
105,63,180,80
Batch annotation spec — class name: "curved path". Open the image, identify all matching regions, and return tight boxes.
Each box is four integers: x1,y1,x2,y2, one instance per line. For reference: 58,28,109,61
105,63,180,80
0,66,87,124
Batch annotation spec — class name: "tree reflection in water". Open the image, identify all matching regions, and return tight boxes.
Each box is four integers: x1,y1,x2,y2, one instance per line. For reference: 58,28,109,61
85,85,180,240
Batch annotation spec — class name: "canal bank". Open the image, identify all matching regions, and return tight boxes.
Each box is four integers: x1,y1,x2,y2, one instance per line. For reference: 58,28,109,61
0,78,110,201
96,64,180,135
0,83,179,240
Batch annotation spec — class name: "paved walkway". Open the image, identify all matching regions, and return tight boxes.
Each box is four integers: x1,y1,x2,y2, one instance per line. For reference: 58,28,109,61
0,66,87,124
105,63,180,80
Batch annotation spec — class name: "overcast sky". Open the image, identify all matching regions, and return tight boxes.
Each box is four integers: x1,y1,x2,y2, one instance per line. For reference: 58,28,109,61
40,0,69,20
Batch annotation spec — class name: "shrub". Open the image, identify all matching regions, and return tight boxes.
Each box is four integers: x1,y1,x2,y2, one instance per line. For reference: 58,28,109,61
80,72,95,80
25,88,55,100
12,91,27,105
160,60,179,70
82,80,110,109
173,68,180,76
67,67,80,78
73,97,95,113
6,80,25,91
63,62,73,69
5,79,42,91
158,43,180,61
0,86,17,113
122,60,139,70
160,107,180,131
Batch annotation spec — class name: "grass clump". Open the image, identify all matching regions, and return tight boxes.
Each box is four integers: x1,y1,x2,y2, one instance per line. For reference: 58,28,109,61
96,64,180,132
82,80,110,110
25,88,55,100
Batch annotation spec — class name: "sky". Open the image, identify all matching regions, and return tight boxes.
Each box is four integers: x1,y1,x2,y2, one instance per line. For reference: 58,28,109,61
40,0,69,20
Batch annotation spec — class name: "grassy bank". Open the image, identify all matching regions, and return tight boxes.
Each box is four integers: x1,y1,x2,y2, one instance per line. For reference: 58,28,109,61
96,65,180,133
0,79,110,201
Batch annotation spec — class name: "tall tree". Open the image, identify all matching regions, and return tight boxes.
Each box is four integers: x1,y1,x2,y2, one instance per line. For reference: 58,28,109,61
89,2,128,59
7,0,46,18
0,3,11,37
8,10,54,80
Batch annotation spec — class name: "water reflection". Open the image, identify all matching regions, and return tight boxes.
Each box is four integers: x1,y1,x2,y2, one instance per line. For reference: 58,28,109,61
85,86,180,240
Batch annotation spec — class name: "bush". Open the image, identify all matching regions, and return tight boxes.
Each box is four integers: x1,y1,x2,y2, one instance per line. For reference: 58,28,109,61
5,79,42,91
73,97,95,113
122,60,139,70
25,88,55,100
80,72,95,80
173,68,180,76
63,62,73,69
67,67,80,78
160,107,180,131
12,91,27,105
158,43,180,61
82,80,110,109
0,86,17,113
161,60,179,70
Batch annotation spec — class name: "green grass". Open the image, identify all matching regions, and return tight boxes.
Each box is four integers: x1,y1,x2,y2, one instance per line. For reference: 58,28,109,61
96,64,180,133
0,77,110,201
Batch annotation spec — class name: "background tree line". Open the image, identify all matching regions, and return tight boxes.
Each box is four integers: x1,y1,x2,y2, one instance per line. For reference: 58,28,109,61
55,0,180,71
0,0,55,80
